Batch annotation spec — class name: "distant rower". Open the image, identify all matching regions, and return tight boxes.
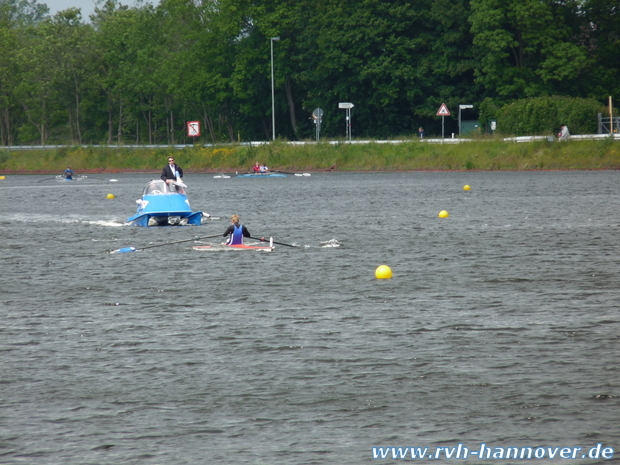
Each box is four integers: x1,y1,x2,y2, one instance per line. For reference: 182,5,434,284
252,162,269,173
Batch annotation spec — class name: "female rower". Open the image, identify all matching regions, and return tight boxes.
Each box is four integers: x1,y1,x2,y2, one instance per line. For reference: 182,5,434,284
223,214,251,245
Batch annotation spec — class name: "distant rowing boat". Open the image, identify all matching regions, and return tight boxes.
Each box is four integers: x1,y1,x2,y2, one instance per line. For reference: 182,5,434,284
56,175,87,181
236,172,286,178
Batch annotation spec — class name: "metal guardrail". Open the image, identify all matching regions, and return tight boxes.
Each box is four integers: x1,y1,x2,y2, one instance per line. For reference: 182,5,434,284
0,134,618,150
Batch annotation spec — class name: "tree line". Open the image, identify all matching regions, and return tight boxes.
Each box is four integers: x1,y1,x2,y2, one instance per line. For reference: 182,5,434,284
0,0,618,145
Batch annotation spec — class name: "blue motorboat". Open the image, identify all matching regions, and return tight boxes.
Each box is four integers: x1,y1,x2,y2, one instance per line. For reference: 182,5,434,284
126,180,204,227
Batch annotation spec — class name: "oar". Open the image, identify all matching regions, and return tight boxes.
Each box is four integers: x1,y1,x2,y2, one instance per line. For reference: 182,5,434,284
272,170,311,176
249,236,298,248
37,176,62,183
110,233,222,253
86,176,119,182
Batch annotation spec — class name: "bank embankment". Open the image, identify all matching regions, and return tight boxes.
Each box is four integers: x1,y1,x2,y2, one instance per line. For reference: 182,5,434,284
1,139,619,174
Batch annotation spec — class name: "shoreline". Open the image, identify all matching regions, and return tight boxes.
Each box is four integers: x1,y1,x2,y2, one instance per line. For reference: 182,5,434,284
2,167,619,175
1,140,620,173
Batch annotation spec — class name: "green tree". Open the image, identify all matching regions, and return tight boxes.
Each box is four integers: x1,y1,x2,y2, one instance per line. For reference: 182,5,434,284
581,0,620,100
158,0,240,143
469,0,589,100
91,1,167,144
281,0,438,138
13,20,61,143
0,0,48,25
0,0,49,144
32,9,96,143
0,17,23,144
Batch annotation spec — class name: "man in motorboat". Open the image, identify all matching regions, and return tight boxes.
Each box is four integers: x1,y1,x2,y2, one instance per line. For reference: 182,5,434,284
161,156,183,187
223,215,251,245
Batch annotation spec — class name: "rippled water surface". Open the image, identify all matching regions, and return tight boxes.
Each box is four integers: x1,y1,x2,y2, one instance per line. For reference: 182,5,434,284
1,171,619,464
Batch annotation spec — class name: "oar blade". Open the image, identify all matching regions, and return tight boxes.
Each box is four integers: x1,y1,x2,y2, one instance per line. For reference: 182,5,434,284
113,247,137,253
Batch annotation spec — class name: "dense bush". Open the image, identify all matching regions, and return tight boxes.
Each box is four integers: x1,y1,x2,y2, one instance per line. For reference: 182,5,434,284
497,97,607,136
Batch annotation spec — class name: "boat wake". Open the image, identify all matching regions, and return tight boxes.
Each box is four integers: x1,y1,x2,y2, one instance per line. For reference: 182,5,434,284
3,214,125,227
81,219,125,227
318,239,341,248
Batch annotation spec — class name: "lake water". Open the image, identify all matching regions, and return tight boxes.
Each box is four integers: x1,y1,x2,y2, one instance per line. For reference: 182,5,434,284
1,171,619,464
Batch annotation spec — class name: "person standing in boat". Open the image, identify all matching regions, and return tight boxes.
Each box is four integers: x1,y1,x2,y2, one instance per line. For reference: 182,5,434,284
161,156,183,184
64,167,74,180
223,214,251,245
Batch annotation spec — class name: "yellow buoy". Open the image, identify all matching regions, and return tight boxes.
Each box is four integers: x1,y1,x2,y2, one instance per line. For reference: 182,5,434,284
106,193,116,199
375,265,393,279
463,184,471,191
438,210,449,218
0,175,5,180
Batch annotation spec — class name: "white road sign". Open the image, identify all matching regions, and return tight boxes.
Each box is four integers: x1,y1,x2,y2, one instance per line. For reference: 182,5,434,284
187,121,200,137
436,103,450,116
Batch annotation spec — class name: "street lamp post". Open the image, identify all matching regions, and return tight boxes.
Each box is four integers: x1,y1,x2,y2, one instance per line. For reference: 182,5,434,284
270,36,280,141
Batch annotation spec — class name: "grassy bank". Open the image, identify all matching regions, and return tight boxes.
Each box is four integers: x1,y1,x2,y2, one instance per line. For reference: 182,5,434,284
1,138,620,174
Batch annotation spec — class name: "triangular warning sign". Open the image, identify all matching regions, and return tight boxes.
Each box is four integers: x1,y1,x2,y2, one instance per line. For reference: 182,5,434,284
436,103,451,116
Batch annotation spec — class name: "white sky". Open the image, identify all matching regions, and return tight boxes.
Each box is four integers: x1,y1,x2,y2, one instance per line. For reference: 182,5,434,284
44,0,100,18
44,0,156,20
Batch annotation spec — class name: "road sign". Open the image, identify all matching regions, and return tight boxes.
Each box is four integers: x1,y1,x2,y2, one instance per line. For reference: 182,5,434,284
436,103,450,116
339,103,354,140
187,121,200,137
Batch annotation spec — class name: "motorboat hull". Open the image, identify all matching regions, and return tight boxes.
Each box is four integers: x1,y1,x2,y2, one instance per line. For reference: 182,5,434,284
126,180,203,227
127,211,204,227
